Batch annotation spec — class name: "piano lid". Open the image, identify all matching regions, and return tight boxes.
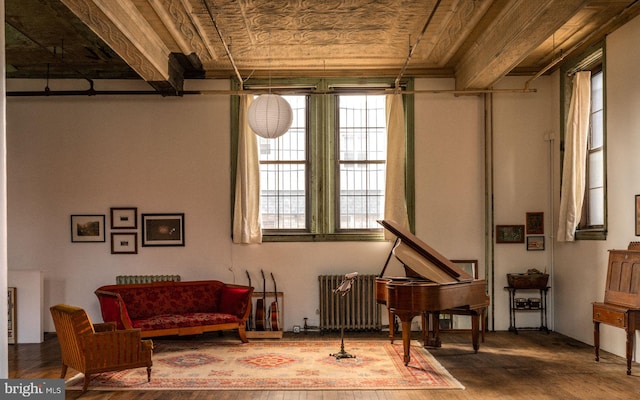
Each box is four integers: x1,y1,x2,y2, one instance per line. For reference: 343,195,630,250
379,219,473,284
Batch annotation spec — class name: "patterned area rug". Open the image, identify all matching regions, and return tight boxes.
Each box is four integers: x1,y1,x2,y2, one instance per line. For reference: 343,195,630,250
67,339,463,391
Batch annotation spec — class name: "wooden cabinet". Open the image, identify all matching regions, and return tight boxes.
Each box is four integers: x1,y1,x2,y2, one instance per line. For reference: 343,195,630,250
593,247,640,375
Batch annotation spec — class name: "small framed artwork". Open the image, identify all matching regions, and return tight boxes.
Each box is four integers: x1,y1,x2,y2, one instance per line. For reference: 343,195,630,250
71,214,105,242
527,236,545,251
111,232,138,254
110,207,137,229
526,212,544,234
142,213,185,247
8,287,16,344
496,225,525,243
636,195,640,236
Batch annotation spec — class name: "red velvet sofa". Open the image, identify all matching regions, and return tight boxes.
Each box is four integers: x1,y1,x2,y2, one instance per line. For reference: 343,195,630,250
95,280,253,342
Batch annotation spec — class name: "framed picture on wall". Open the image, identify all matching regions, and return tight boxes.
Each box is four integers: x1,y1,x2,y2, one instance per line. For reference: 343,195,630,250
70,214,105,242
636,195,640,236
526,212,544,234
111,232,138,254
110,207,137,229
496,225,525,243
142,213,185,246
527,236,545,251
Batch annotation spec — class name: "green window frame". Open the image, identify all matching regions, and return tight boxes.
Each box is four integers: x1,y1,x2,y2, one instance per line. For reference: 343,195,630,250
231,78,415,241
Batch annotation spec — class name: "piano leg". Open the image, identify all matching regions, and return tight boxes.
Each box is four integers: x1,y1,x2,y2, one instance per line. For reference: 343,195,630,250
393,310,417,366
422,312,442,348
388,308,395,343
471,312,480,353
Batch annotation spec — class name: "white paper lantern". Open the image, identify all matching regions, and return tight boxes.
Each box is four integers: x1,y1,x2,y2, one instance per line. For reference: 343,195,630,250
247,94,293,139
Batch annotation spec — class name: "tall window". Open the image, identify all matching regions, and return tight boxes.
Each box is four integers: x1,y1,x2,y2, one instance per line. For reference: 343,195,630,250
579,68,604,231
258,96,307,231
338,95,387,230
235,79,414,241
562,43,606,239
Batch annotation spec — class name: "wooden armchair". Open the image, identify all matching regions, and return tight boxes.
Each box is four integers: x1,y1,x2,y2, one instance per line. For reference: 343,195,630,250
49,304,153,392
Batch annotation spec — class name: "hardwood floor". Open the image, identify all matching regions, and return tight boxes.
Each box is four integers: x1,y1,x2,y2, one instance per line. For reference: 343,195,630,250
8,329,640,399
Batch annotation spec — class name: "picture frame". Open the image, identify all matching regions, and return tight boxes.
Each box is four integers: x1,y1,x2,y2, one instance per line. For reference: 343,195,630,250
527,236,545,251
110,207,137,229
496,225,525,243
636,195,640,236
8,287,16,344
452,259,478,279
70,214,105,242
526,212,544,234
111,232,138,254
142,213,185,247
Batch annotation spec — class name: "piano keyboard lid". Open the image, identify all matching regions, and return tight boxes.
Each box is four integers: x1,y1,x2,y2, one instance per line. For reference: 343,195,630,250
379,219,474,284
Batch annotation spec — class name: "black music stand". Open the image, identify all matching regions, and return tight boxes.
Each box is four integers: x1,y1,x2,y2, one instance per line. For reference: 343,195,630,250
330,273,358,360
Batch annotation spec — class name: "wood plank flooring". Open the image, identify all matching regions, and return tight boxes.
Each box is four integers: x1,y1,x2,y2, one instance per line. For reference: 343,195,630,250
8,329,640,399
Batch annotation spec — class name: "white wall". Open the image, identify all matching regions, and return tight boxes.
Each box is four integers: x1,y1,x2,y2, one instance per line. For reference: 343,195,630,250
6,77,499,334
490,76,555,330
553,14,640,360
1,0,9,378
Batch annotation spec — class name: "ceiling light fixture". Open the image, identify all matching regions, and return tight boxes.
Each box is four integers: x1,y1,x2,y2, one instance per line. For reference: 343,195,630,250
247,94,293,138
247,32,293,139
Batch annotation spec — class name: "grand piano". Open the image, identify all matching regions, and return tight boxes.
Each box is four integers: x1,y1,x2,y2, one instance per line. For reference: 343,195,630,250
375,220,490,365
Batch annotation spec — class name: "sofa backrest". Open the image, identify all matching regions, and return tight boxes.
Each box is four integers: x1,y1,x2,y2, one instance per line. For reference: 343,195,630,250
97,280,225,320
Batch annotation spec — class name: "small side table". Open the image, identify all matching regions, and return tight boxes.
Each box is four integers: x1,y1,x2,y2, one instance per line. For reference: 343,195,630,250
505,286,550,334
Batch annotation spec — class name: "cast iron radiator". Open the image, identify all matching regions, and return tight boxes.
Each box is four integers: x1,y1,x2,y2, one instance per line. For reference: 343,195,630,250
318,274,381,332
116,275,181,285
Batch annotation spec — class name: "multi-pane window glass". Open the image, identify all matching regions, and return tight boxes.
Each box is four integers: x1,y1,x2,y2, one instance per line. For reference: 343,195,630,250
337,95,387,229
581,69,604,229
258,95,307,230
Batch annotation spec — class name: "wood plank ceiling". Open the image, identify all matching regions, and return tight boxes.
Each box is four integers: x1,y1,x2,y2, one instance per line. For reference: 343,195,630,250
5,0,640,95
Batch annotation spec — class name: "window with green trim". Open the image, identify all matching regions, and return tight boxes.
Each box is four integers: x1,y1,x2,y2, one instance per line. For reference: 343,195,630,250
232,78,414,241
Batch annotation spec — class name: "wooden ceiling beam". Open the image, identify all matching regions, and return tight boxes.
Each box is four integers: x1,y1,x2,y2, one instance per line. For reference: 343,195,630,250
454,0,590,90
60,0,186,95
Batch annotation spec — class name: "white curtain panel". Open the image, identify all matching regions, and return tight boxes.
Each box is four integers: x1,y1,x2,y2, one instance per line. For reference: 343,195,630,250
557,71,591,242
384,93,410,239
233,95,263,244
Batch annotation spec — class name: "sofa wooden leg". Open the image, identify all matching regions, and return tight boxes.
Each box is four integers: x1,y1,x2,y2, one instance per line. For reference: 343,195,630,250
147,366,152,382
238,326,249,343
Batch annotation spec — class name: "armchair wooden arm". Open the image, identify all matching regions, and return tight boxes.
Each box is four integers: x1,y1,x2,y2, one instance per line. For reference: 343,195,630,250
93,322,116,332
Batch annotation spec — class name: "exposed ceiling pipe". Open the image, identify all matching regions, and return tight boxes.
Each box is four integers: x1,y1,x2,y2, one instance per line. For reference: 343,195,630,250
202,0,244,88
6,87,538,97
394,0,442,89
